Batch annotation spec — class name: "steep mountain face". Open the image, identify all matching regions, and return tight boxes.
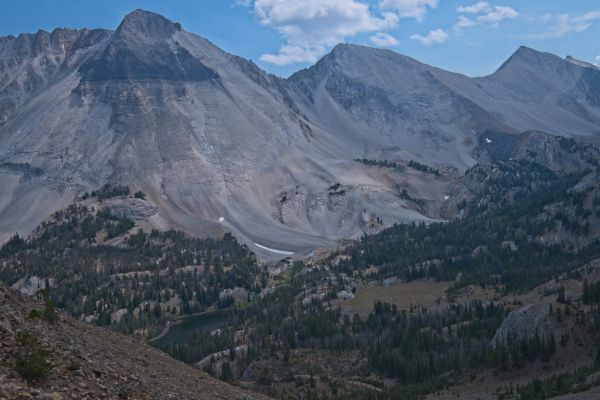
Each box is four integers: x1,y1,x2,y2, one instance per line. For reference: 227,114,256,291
79,14,217,82
286,45,600,171
0,28,110,124
0,10,442,257
286,44,511,170
0,28,112,245
473,46,600,135
1,10,599,258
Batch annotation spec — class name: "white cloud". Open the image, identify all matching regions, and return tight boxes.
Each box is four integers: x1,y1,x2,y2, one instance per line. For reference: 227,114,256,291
477,5,518,23
529,11,600,39
259,44,327,65
454,15,475,29
595,55,600,67
410,28,448,45
240,0,447,65
242,0,398,65
455,3,518,30
457,2,491,14
370,32,399,46
379,0,438,21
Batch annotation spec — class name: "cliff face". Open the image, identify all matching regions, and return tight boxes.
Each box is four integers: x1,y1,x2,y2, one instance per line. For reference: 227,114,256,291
0,284,269,400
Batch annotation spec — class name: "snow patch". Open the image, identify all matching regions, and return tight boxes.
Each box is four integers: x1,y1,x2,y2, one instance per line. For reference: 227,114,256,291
254,243,294,256
485,138,492,144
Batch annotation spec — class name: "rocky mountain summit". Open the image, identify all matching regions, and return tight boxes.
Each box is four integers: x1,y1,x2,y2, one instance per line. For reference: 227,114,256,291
1,9,599,258
0,283,268,400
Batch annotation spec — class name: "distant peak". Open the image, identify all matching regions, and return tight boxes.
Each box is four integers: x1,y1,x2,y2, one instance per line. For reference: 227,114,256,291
496,46,563,73
328,43,356,59
117,9,181,37
330,42,380,55
510,45,548,61
331,43,353,52
514,45,537,54
565,55,599,70
328,43,394,62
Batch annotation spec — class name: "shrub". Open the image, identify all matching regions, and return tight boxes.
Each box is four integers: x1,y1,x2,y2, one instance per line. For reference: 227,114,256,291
14,331,52,383
42,287,58,324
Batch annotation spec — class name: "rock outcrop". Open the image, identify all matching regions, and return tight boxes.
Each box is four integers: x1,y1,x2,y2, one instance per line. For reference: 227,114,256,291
490,303,553,348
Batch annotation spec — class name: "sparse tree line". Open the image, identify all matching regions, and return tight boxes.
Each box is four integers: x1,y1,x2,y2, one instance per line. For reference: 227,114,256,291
0,203,264,337
331,160,600,293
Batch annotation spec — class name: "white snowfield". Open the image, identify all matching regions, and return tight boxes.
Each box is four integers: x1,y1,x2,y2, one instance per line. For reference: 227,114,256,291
254,243,294,256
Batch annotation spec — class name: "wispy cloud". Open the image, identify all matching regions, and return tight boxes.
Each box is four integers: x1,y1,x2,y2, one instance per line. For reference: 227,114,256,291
454,2,518,30
379,0,438,21
240,0,443,65
478,6,518,23
410,28,448,45
527,11,600,39
370,32,399,46
457,1,491,14
240,0,399,65
455,15,475,29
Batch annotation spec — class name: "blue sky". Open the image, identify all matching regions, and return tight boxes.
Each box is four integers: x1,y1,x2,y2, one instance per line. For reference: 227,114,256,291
1,0,599,77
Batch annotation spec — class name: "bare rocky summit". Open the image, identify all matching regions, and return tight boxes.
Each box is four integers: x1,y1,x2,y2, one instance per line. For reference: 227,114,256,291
1,10,599,258
0,284,269,399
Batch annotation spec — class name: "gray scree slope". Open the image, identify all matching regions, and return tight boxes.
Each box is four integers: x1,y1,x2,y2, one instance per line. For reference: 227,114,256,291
0,10,599,258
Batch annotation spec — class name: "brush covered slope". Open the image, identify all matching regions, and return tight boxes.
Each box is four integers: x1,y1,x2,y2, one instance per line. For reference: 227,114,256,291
0,283,269,400
1,10,600,257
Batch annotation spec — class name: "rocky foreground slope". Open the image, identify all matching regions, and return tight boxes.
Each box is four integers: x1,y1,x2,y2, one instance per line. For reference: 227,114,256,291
0,284,268,400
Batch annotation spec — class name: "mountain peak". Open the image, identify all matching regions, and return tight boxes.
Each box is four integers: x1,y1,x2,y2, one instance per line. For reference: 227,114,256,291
330,42,355,53
494,46,600,78
513,45,540,55
78,9,217,82
328,43,364,62
117,9,181,38
330,42,390,57
509,46,554,63
565,55,599,70
495,46,565,74
326,43,409,66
